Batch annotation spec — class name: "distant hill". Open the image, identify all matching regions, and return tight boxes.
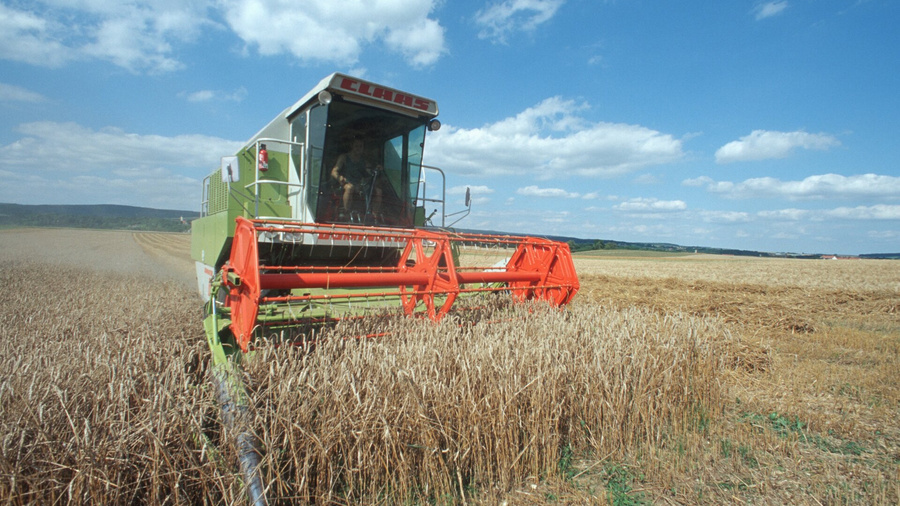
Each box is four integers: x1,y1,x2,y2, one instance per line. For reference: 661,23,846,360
859,253,900,260
454,226,796,258
0,203,198,233
4,203,893,258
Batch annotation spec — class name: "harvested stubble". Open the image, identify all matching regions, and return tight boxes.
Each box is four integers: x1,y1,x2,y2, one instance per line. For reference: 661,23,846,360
577,263,900,504
573,255,900,292
242,300,744,503
580,273,900,335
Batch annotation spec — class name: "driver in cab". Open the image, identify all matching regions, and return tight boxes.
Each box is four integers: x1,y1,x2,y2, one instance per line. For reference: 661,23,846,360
331,136,383,220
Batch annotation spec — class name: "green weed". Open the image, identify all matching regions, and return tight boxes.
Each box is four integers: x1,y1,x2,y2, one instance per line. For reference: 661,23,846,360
601,464,647,506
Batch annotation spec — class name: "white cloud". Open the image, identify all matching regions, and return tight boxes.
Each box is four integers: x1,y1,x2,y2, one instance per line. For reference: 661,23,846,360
427,97,683,178
0,3,73,67
449,185,494,195
754,1,788,20
180,87,248,103
184,90,215,102
682,175,713,187
0,83,48,103
698,210,750,223
0,1,211,73
0,121,241,208
689,173,900,200
80,6,197,73
1,121,241,172
0,164,202,209
755,205,900,223
220,0,446,67
614,198,686,212
757,208,809,221
475,0,565,43
1,0,445,73
825,205,900,220
715,129,839,163
516,185,580,198
384,16,445,67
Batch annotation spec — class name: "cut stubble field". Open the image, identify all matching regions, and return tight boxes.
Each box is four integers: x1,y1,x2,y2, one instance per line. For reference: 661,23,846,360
0,228,897,504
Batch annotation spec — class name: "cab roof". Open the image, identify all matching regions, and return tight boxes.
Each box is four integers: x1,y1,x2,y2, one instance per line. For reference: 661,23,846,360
286,73,439,119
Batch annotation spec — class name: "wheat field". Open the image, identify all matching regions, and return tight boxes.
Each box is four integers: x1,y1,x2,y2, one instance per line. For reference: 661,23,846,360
0,228,897,504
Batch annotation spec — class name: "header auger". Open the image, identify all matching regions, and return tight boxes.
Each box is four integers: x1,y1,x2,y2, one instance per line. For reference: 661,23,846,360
190,73,579,503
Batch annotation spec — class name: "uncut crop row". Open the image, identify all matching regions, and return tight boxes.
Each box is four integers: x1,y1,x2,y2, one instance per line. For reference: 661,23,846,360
0,260,748,504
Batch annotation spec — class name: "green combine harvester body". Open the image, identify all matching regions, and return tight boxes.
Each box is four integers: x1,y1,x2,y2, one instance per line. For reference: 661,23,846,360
191,73,445,358
189,74,580,505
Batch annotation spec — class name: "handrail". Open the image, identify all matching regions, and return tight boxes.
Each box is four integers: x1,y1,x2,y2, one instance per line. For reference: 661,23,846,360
243,180,305,189
201,174,211,217
251,138,305,219
418,164,447,227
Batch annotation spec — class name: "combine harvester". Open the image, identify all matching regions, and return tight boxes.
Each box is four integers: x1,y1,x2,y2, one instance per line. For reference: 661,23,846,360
190,74,579,503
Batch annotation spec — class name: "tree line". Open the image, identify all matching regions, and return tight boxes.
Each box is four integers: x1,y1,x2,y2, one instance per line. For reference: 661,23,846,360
0,213,190,233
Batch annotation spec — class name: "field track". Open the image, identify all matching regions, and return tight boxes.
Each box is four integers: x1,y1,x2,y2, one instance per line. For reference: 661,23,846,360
1,227,897,504
131,231,194,285
0,228,195,288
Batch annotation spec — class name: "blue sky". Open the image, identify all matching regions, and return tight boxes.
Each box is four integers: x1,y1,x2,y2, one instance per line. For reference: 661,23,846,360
1,0,898,255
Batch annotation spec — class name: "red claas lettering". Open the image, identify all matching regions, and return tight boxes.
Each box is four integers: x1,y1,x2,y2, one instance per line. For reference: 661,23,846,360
338,77,431,112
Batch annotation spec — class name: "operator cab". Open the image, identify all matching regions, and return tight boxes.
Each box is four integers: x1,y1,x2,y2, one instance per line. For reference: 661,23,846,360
312,100,426,226
283,74,440,227
194,74,447,287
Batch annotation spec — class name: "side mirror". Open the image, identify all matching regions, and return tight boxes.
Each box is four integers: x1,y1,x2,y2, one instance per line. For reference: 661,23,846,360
221,156,239,183
446,186,473,228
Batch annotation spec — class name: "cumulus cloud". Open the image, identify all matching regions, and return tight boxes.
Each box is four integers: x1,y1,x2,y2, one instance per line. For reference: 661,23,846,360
80,3,205,73
1,121,241,172
682,176,713,187
180,87,248,103
753,1,788,20
613,198,686,212
0,3,75,67
0,121,242,208
0,171,203,210
715,129,839,163
0,0,445,72
825,205,900,220
220,0,446,67
698,210,750,223
685,173,900,200
427,97,683,178
757,208,809,221
383,15,446,67
449,185,493,195
0,0,211,73
516,185,580,199
756,205,900,222
475,0,565,43
0,83,48,103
